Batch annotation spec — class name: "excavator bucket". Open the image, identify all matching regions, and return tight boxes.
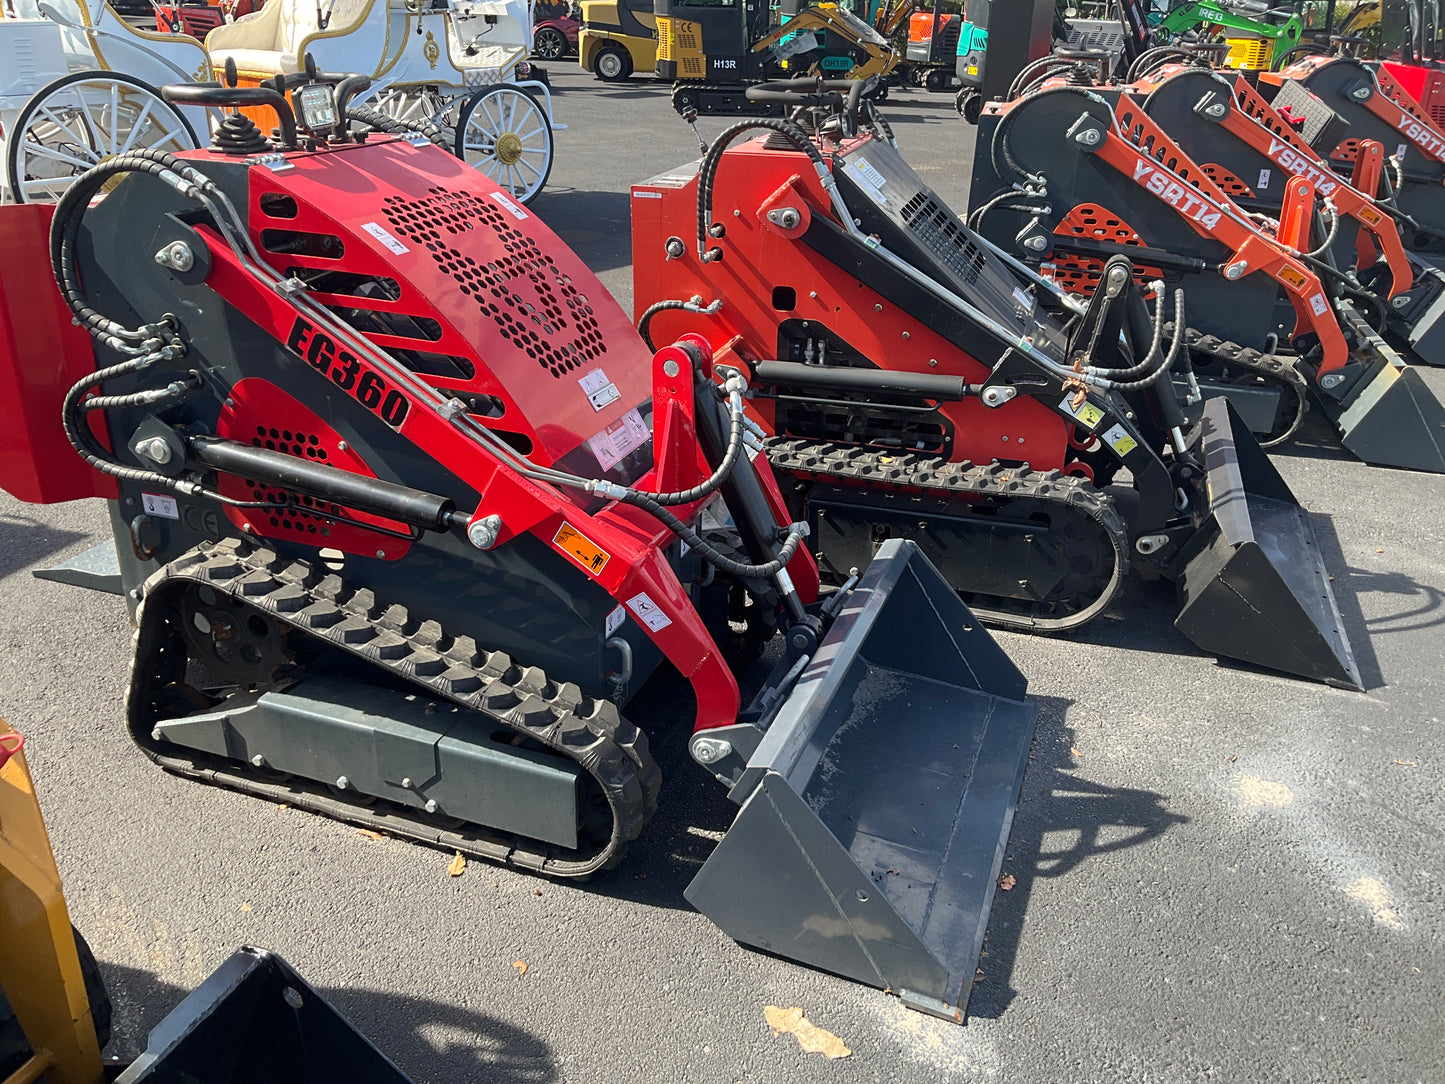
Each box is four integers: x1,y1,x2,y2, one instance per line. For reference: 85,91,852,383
1174,399,1361,690
686,539,1037,1022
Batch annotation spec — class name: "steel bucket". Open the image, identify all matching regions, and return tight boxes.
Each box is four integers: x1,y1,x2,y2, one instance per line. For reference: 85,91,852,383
1174,398,1361,689
115,946,415,1083
686,539,1037,1022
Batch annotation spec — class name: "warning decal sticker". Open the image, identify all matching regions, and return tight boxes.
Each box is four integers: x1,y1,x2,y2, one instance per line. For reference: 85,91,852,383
554,522,611,575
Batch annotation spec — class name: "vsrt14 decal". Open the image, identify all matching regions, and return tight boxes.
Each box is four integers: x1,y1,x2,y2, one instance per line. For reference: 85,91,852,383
1395,113,1445,161
1133,159,1222,229
287,317,411,428
1265,138,1338,195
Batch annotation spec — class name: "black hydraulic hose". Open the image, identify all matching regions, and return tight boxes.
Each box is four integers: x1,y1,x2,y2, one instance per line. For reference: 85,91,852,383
344,104,449,148
1305,200,1340,258
646,385,746,506
622,490,806,579
61,354,190,491
1125,46,1204,82
993,84,1112,186
967,187,1049,230
80,379,198,413
637,299,689,352
696,117,821,259
1105,292,1186,390
993,83,1110,187
49,149,192,350
1007,55,1082,100
1089,285,1170,379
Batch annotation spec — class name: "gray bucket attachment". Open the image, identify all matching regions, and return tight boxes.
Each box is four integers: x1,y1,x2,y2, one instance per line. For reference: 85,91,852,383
686,539,1037,1022
1331,361,1445,474
1323,305,1445,474
115,946,415,1083
1174,398,1361,690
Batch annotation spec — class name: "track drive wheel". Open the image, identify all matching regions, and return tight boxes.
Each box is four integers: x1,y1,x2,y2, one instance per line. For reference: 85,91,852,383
595,43,633,81
671,83,699,116
924,67,949,92
955,88,982,123
455,84,554,205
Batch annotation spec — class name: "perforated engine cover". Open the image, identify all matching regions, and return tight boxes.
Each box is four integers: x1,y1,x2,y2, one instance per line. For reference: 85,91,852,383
245,139,655,475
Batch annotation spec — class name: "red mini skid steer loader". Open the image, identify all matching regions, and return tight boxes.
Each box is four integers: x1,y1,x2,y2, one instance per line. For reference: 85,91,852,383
969,75,1445,475
0,70,1036,1023
631,79,1361,689
1115,57,1445,374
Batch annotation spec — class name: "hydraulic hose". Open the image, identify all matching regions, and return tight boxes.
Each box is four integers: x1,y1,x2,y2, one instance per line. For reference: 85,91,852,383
992,85,1112,187
967,186,1050,230
696,117,823,259
1082,285,1173,380
49,149,198,352
1098,291,1187,391
636,297,722,351
1305,198,1340,258
621,492,807,579
631,373,746,507
344,104,449,149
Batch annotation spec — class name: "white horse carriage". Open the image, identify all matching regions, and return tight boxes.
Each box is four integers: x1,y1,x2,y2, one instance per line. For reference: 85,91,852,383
1,0,211,202
1,0,558,204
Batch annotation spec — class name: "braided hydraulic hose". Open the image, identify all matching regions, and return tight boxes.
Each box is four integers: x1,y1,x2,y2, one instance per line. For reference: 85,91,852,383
49,149,198,351
1125,46,1206,82
1082,285,1172,380
617,492,807,579
636,297,722,351
344,104,449,149
696,118,822,259
1094,290,1186,390
1305,199,1340,258
61,353,193,490
967,186,1050,230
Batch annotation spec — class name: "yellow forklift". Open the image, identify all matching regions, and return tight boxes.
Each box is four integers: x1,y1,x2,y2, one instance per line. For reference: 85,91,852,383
654,0,899,114
579,0,659,81
0,719,416,1084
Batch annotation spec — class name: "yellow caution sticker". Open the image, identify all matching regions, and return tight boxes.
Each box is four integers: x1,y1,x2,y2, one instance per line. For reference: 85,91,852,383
554,522,611,575
1357,207,1382,226
1276,265,1308,290
1059,394,1105,431
1102,423,1138,458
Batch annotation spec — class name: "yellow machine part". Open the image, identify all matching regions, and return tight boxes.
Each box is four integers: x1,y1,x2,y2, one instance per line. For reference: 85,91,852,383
752,4,900,83
1224,35,1274,70
578,0,657,73
656,15,706,77
0,721,103,1084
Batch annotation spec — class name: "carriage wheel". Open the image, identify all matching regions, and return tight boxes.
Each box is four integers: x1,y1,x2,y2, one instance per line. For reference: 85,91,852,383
373,88,449,129
454,85,554,206
4,71,199,205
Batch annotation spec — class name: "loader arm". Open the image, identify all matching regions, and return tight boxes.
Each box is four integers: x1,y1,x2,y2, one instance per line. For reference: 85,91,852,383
1129,65,1415,299
1020,89,1351,375
751,5,899,82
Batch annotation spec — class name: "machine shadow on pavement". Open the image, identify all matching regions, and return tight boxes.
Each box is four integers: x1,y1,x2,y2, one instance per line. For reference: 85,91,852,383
0,515,91,582
967,697,1188,1021
1264,413,1356,464
97,961,558,1084
532,190,636,274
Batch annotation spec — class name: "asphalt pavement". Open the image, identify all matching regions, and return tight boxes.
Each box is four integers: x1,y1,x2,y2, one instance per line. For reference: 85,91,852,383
1,65,1442,1084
